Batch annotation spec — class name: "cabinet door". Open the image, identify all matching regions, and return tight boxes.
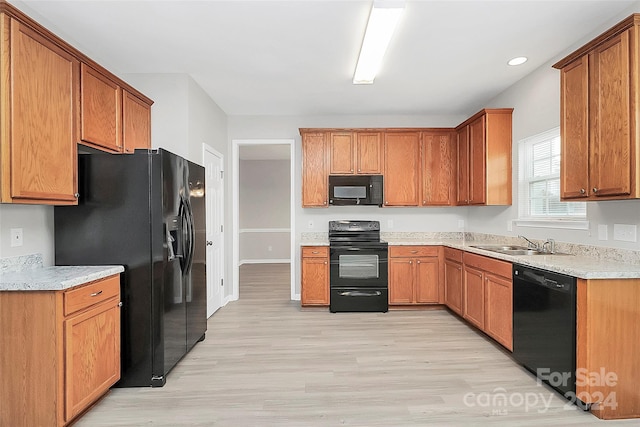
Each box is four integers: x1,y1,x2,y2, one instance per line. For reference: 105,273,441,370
302,132,328,207
421,131,454,206
356,132,383,174
589,30,632,198
560,55,590,199
468,116,487,205
444,259,463,315
388,258,414,304
456,126,470,205
301,257,329,305
415,257,439,303
329,132,354,174
80,63,122,152
463,266,485,329
64,300,120,422
384,132,420,206
3,18,79,204
485,273,513,351
123,90,151,153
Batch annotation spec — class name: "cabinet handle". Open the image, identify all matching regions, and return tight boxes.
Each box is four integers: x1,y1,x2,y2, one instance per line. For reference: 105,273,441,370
409,261,412,264
90,290,103,297
410,250,418,254
312,251,319,254
580,188,586,195
350,169,353,172
323,201,327,205
358,169,361,172
417,260,421,264
324,261,327,265
592,187,598,193
74,193,80,198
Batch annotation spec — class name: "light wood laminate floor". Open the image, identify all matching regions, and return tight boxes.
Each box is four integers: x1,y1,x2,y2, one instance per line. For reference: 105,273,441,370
76,264,636,426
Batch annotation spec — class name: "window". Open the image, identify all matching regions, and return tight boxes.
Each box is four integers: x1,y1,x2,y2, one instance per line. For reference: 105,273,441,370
518,128,586,226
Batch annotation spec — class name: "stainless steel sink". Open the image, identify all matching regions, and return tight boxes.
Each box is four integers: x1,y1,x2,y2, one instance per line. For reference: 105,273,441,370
469,245,571,256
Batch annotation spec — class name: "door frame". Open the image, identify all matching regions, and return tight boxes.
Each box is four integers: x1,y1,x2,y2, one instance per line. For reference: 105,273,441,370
202,143,225,314
232,139,295,301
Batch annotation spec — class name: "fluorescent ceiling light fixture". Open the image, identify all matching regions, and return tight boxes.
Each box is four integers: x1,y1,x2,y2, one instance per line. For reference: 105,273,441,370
508,56,528,66
353,0,405,84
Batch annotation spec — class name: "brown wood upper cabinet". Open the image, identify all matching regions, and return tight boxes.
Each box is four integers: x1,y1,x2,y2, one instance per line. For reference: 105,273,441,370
81,64,152,154
329,131,383,175
0,15,79,205
554,15,640,201
384,131,420,206
0,3,153,205
421,130,455,206
455,109,513,206
301,131,329,207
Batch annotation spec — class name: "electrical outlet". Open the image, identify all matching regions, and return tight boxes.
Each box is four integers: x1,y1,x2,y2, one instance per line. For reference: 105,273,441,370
10,228,23,247
267,245,273,252
458,220,465,230
613,224,637,242
597,224,608,241
387,219,394,229
507,220,513,232
307,220,314,229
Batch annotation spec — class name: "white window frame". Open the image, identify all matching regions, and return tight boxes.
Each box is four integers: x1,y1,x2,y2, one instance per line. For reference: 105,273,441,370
515,127,589,230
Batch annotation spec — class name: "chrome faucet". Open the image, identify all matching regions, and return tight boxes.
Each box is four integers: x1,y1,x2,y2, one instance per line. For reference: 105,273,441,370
518,235,539,250
542,239,556,254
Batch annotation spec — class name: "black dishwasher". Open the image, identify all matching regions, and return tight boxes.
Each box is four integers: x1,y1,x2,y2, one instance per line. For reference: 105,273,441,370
513,264,577,399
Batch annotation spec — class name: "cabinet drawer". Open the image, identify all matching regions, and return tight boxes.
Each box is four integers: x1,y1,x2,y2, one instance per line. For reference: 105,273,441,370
64,275,120,316
444,247,463,263
463,252,512,279
302,246,329,258
389,245,438,258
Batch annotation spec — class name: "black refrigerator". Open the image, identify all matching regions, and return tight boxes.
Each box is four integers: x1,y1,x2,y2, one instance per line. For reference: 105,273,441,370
54,148,207,387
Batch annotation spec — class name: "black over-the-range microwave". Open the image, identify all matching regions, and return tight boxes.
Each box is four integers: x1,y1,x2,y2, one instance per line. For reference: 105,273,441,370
328,175,383,206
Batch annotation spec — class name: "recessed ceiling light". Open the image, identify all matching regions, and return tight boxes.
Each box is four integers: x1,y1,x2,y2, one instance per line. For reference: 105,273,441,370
508,56,528,66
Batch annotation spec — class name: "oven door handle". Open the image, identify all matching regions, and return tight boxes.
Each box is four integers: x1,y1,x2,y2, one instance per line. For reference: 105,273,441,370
337,290,382,297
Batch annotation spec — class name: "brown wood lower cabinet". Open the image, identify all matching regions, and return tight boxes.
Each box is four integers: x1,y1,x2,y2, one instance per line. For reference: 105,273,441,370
576,277,640,419
0,275,121,426
388,246,439,305
301,246,329,306
462,252,513,351
444,248,463,315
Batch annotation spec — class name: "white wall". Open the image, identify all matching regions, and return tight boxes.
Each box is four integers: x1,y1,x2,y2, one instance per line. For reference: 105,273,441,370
471,3,640,252
0,205,54,265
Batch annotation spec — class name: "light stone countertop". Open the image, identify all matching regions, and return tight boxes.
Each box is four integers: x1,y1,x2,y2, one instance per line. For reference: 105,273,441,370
0,265,124,291
301,234,640,280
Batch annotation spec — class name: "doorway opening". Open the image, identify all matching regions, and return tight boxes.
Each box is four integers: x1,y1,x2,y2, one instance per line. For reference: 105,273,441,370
232,139,295,301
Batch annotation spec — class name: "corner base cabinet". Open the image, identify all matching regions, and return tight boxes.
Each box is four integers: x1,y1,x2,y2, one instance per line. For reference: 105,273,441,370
0,275,121,426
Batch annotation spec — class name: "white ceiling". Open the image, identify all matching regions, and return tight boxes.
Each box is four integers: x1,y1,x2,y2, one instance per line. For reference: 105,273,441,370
9,0,638,118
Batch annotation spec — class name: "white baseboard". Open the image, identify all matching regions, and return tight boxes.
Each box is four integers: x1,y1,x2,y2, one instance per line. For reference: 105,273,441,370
292,293,300,301
239,259,291,265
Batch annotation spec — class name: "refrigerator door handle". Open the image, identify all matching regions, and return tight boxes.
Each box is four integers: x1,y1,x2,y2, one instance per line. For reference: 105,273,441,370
184,197,195,274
